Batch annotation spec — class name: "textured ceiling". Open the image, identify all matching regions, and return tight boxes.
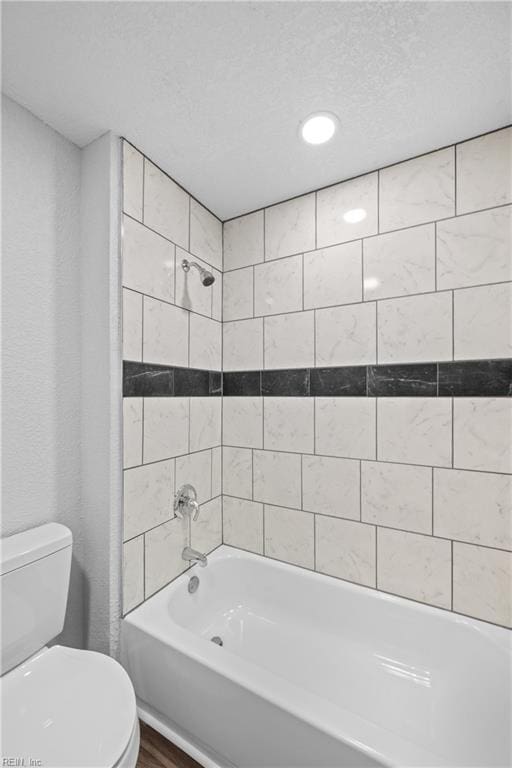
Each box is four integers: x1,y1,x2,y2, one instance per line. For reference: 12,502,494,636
3,1,511,219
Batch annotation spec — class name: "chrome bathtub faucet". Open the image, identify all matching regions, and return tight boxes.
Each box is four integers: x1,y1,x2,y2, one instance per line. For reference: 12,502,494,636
182,546,208,567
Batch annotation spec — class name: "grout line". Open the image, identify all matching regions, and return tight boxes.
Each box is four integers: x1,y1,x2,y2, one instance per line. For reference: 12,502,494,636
454,143,458,216
123,137,221,221
121,282,219,323
434,221,438,291
222,201,512,274
374,526,378,589
359,460,362,521
377,169,380,234
263,208,266,261
301,253,305,311
220,125,511,223
313,513,317,571
451,540,454,611
314,191,318,249
221,493,512,553
141,156,145,224
451,397,455,468
300,452,303,510
431,467,435,535
197,446,512,477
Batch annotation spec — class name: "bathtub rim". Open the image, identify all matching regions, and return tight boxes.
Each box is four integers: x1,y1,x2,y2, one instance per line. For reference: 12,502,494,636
122,545,511,768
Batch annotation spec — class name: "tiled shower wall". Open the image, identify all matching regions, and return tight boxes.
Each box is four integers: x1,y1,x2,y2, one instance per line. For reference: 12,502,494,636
221,126,512,628
122,127,511,628
121,141,223,613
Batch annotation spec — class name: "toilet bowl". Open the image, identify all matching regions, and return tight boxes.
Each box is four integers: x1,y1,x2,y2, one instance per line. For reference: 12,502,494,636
0,523,140,768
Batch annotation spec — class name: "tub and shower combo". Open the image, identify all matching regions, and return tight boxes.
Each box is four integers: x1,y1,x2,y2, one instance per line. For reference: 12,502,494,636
121,546,510,768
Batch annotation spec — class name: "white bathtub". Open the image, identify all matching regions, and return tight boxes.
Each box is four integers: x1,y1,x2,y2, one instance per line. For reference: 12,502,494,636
121,546,511,768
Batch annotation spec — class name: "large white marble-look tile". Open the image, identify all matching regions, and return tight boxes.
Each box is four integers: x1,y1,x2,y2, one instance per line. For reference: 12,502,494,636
303,241,362,309
264,311,315,369
223,266,254,321
316,302,377,366
223,319,263,372
175,449,212,504
123,535,144,614
223,397,263,448
315,398,376,460
454,283,512,360
437,206,512,290
264,193,315,261
122,142,143,221
434,468,512,550
361,461,432,534
453,398,512,474
456,127,512,215
223,496,263,554
143,296,189,367
122,289,143,361
189,314,221,371
175,248,213,318
123,398,143,469
190,199,222,271
317,517,376,587
378,398,452,467
363,224,435,300
254,255,302,316
211,446,222,498
302,455,360,520
379,148,455,232
223,446,253,499
377,528,452,609
317,172,378,248
253,449,302,508
192,496,222,554
143,397,189,463
143,160,189,249
190,397,221,452
378,291,452,364
224,210,264,271
123,215,175,303
264,397,314,454
123,459,174,540
453,542,512,627
144,516,189,597
264,505,314,569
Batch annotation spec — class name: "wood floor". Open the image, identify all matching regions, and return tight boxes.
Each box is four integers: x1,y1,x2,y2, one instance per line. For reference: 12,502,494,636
136,721,202,768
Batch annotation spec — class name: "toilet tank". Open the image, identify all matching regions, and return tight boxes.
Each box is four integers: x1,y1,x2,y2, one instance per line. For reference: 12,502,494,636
0,523,72,674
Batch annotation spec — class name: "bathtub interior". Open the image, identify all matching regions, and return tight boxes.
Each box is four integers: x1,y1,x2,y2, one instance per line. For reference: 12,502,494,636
127,546,511,768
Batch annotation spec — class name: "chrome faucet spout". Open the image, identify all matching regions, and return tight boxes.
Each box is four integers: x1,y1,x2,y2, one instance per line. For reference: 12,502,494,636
182,546,207,567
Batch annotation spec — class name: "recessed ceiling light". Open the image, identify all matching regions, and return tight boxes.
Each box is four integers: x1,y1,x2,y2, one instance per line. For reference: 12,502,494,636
343,208,367,224
301,112,338,145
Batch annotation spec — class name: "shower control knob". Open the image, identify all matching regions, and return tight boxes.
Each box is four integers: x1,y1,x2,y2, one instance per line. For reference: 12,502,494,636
174,484,200,520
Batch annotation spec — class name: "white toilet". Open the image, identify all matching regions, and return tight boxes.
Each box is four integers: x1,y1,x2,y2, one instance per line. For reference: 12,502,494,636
0,523,140,767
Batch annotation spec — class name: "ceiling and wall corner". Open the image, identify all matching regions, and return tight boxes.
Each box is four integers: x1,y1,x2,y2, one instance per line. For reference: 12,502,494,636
2,1,511,220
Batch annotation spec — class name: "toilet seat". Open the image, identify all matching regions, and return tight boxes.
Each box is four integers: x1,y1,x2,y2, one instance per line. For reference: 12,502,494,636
1,644,138,768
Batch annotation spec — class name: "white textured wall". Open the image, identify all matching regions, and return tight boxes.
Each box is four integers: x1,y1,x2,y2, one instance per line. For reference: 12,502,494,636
1,95,85,647
2,97,123,654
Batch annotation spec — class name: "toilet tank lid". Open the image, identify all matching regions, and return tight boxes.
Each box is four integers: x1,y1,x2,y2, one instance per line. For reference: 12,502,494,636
0,523,72,576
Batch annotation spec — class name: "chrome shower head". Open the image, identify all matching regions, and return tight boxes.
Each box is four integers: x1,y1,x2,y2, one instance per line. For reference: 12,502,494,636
182,259,215,287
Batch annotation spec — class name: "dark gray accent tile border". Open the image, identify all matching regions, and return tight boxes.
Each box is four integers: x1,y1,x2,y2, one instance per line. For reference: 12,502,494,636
311,366,366,396
123,360,221,397
368,364,437,397
438,360,512,397
124,359,512,397
223,359,512,397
